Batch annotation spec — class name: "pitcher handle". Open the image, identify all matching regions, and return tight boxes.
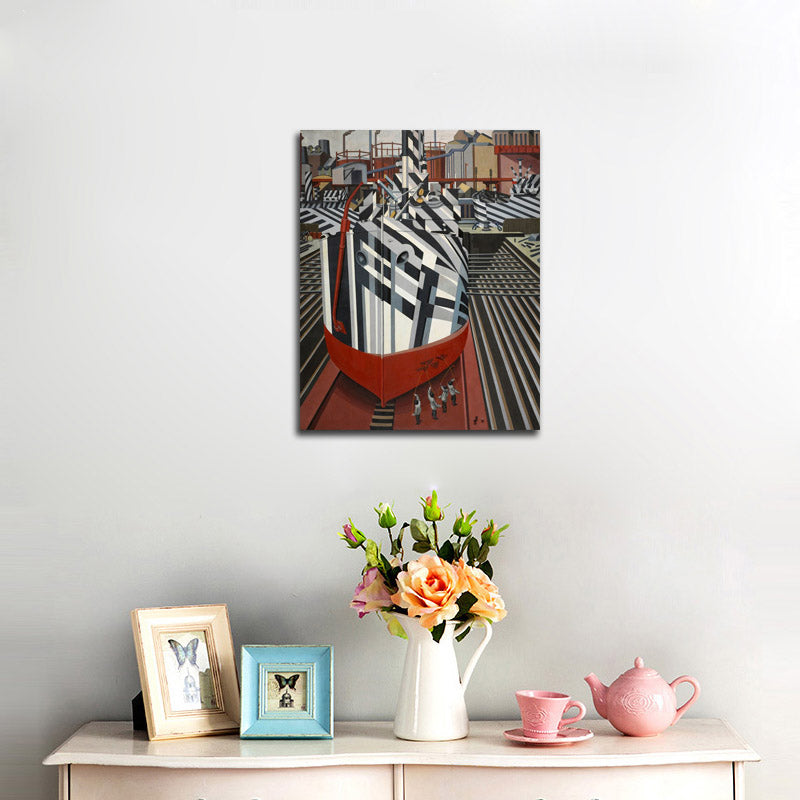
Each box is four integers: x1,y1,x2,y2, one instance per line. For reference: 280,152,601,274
454,618,493,692
669,676,701,724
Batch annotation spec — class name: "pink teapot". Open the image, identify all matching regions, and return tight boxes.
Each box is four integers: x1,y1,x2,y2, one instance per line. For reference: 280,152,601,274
585,657,700,737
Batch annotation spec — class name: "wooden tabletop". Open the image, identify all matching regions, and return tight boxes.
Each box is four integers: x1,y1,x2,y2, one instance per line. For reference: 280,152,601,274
44,719,759,770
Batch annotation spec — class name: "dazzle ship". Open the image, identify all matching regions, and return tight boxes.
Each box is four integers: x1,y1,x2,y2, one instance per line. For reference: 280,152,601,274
300,130,469,405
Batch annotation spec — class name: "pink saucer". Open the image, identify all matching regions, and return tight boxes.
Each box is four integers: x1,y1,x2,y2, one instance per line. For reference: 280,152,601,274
503,727,594,746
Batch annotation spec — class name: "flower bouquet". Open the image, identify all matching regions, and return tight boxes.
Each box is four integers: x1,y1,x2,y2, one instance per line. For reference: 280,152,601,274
339,490,508,643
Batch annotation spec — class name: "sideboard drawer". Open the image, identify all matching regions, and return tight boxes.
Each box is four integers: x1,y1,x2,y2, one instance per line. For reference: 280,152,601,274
71,764,394,800
403,762,733,800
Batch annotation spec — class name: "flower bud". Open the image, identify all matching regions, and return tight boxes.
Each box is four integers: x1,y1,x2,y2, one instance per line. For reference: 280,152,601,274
480,519,508,547
339,520,366,548
374,502,397,529
452,508,476,537
420,489,445,522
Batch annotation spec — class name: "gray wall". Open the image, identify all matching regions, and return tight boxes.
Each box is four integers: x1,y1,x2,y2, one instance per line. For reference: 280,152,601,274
2,2,798,798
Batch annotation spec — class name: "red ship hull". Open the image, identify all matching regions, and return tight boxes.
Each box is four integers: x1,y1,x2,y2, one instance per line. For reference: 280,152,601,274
323,323,470,406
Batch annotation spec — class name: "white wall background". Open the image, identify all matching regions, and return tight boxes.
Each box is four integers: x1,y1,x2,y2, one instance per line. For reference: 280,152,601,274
2,1,799,797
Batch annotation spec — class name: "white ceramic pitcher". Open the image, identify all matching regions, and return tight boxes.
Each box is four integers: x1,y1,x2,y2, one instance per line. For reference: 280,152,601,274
391,612,493,741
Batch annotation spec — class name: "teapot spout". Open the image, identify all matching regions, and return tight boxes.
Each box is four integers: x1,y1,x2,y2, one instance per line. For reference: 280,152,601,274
584,673,609,719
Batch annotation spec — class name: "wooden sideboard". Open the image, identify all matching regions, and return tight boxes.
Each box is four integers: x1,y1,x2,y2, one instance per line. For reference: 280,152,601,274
44,719,759,800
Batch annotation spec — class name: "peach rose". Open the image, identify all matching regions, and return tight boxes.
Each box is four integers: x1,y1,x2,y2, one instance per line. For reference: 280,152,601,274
390,553,467,630
458,560,507,623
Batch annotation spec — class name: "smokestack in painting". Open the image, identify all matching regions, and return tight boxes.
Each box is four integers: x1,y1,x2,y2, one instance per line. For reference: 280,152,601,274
318,139,330,156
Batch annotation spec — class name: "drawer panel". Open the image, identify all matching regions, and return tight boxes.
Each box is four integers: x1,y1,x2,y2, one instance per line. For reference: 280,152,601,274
71,764,394,800
403,763,732,800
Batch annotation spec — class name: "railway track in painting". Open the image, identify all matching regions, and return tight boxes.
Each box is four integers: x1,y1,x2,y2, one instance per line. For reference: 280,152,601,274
299,241,329,405
468,240,541,430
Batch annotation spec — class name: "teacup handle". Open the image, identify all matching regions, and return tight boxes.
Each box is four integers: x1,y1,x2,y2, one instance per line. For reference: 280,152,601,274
454,618,493,692
559,700,586,728
670,676,701,724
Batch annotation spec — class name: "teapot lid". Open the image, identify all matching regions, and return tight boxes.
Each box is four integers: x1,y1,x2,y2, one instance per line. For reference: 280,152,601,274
620,656,660,679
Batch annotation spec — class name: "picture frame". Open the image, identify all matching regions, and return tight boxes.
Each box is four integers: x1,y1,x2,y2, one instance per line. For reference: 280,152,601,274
131,604,240,740
240,645,333,738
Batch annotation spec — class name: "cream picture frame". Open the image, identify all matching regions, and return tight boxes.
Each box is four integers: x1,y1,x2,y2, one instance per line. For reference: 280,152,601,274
131,604,240,740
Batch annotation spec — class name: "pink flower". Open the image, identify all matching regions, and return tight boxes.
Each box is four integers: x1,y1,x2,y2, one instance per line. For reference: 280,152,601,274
351,568,393,618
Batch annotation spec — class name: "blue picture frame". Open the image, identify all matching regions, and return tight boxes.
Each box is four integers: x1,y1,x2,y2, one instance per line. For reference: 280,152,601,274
240,645,333,738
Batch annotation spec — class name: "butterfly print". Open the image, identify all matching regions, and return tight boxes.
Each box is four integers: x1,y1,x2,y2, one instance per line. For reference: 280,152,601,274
275,673,300,690
168,638,199,668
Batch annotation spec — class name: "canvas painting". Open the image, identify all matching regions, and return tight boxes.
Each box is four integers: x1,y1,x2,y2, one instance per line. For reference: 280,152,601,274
299,129,540,431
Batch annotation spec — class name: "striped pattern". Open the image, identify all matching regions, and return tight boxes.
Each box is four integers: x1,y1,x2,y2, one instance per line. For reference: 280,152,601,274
299,241,328,404
299,204,358,235
511,172,539,196
302,169,314,202
317,130,469,360
469,241,540,430
473,190,541,229
320,216,469,355
369,400,396,430
299,187,359,234
473,172,540,230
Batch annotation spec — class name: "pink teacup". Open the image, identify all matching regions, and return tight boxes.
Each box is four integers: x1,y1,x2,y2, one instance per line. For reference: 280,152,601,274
516,691,587,738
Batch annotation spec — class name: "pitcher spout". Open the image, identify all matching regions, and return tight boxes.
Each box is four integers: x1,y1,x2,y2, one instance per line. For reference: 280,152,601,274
584,673,609,719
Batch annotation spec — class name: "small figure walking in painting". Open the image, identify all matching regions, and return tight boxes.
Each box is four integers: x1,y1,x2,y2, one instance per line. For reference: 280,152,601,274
427,386,441,420
448,379,460,407
412,392,421,425
440,385,448,414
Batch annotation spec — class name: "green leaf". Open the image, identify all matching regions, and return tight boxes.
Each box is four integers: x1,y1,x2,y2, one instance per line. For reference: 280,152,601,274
455,625,472,642
412,541,431,553
381,612,407,639
427,525,437,548
480,560,493,579
365,539,380,567
477,543,490,563
390,538,401,556
409,518,430,542
467,537,479,562
439,540,455,562
430,622,446,643
380,554,393,574
456,591,478,616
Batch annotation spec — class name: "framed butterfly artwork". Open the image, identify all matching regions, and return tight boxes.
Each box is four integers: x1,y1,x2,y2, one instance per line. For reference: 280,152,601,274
240,645,333,738
131,604,240,740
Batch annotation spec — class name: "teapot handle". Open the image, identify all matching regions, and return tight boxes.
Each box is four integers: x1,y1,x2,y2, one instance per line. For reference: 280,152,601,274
454,618,493,692
670,676,701,724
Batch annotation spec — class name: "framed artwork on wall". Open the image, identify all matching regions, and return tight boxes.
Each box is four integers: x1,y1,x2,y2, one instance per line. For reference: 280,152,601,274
299,129,541,432
240,645,333,739
131,604,240,740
